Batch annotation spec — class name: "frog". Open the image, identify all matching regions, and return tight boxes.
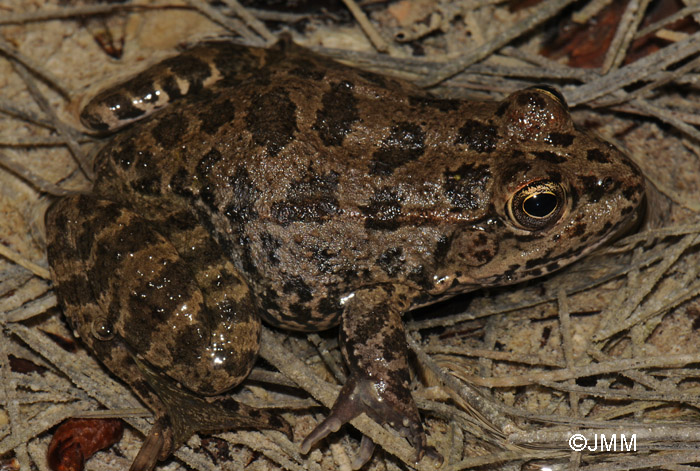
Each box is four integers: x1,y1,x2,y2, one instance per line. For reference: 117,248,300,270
45,37,646,470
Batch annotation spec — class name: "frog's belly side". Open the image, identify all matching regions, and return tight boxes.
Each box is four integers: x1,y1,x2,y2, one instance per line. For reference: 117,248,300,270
228,218,448,331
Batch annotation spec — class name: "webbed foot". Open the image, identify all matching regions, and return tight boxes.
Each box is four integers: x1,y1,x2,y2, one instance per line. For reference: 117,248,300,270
300,373,440,469
129,356,292,471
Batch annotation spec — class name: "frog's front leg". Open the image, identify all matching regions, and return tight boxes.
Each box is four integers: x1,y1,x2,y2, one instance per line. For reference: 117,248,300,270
300,285,440,468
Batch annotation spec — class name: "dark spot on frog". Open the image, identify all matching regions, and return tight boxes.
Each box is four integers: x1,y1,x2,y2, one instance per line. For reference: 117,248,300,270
408,265,433,291
525,252,553,269
369,122,425,176
311,246,337,274
473,249,493,264
81,113,110,132
223,166,260,224
218,397,242,414
495,101,509,117
408,95,461,112
130,158,163,197
52,273,91,309
317,296,341,319
199,99,236,135
271,171,341,225
503,232,536,243
434,235,451,264
288,303,313,324
128,379,156,406
107,222,164,276
196,148,223,179
580,175,617,203
620,157,640,173
502,263,520,279
443,163,491,211
246,87,298,157
199,184,217,215
46,208,68,235
261,232,281,266
234,234,258,278
152,112,188,148
109,141,135,170
357,70,388,88
455,120,498,153
162,55,212,94
160,75,184,102
378,247,404,276
218,268,244,291
210,44,258,86
548,171,563,184
259,287,281,317
131,79,162,106
183,238,227,269
313,81,359,147
99,93,144,127
547,132,574,147
289,59,326,81
74,205,123,259
283,276,313,303
474,233,489,246
528,268,542,277
341,308,386,356
517,91,546,109
170,324,214,371
360,188,402,231
533,151,566,164
623,183,644,200
571,222,587,237
559,245,586,261
499,154,531,183
569,185,579,212
586,149,611,163
546,261,560,272
170,168,194,198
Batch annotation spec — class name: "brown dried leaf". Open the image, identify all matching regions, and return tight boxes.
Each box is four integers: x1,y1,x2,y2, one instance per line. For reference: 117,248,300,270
47,418,124,471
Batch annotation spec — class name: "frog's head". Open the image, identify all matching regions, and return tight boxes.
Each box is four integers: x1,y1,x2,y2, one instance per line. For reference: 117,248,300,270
432,87,646,294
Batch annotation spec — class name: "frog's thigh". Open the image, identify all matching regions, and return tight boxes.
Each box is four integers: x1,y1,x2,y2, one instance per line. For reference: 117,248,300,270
46,195,260,395
302,285,437,467
80,41,263,132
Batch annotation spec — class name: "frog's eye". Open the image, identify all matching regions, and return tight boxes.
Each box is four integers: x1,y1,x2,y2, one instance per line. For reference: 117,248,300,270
507,180,565,230
528,85,568,109
91,317,115,341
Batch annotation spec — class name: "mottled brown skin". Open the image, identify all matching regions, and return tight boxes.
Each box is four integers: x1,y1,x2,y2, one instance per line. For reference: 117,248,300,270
46,38,645,470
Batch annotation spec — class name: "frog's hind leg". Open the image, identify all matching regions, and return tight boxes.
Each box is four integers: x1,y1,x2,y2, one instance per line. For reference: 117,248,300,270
129,354,291,471
300,285,441,469
79,41,267,132
46,195,290,471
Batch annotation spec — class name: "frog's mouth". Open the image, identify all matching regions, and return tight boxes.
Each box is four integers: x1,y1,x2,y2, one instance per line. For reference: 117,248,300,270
475,189,648,291
604,192,648,245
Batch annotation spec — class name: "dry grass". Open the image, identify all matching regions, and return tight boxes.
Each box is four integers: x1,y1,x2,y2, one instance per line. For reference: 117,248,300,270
1,1,700,470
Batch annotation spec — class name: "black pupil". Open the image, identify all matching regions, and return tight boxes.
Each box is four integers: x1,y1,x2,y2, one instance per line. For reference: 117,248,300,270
523,192,557,218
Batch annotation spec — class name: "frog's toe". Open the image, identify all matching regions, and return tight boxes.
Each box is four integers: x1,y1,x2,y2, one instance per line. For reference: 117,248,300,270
130,419,169,471
215,397,293,439
351,436,376,470
300,375,441,468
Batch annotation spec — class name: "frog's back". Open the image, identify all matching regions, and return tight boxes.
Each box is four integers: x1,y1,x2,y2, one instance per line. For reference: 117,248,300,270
91,42,490,328
92,41,645,332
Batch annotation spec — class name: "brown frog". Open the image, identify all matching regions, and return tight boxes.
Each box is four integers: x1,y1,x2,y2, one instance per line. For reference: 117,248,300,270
45,38,645,470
